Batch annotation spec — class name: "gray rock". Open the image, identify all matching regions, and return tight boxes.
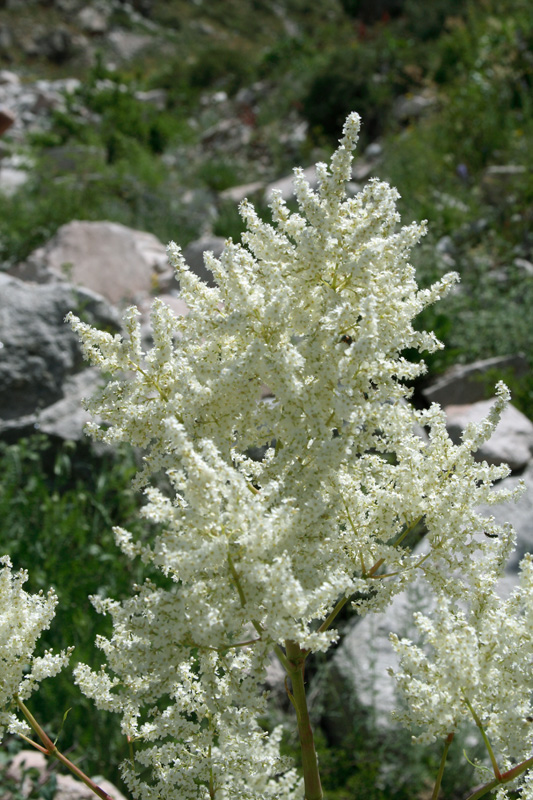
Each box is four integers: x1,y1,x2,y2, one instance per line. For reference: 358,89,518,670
77,6,109,34
200,90,228,107
435,235,455,257
0,162,29,195
200,117,252,150
264,161,364,206
392,91,437,121
182,234,226,287
138,292,189,322
445,400,533,471
219,180,264,204
0,70,20,87
324,579,432,733
8,254,58,284
32,81,68,113
422,354,529,406
0,71,81,143
179,187,218,233
108,30,153,61
435,235,457,269
135,88,167,110
137,292,189,348
264,165,317,203
364,141,382,159
37,369,102,441
0,273,120,440
352,142,382,181
478,461,533,575
351,159,376,182
20,220,170,305
7,749,127,800
0,369,103,442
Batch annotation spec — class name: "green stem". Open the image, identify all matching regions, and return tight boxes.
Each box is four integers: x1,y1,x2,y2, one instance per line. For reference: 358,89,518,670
15,730,48,754
463,695,501,780
317,594,349,634
431,733,454,800
208,731,216,799
393,514,424,548
284,640,322,800
227,552,247,607
227,551,292,672
126,356,170,402
464,755,533,800
15,696,115,800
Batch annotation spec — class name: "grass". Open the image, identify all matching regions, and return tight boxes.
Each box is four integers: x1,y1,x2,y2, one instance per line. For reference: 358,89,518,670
0,436,147,788
373,2,533,414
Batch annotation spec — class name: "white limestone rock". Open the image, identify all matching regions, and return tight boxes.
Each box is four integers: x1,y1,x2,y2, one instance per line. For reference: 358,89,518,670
445,399,533,471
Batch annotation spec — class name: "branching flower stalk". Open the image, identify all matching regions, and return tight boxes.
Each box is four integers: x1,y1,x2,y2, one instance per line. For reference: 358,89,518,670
15,696,115,800
3,111,533,798
0,557,112,799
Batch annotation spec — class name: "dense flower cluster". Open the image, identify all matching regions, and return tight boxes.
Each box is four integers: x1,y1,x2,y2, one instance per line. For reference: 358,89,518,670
56,111,526,798
0,556,70,738
392,553,533,795
394,554,533,746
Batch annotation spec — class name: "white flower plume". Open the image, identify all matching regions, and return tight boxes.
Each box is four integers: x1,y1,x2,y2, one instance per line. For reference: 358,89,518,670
66,111,519,799
0,556,71,738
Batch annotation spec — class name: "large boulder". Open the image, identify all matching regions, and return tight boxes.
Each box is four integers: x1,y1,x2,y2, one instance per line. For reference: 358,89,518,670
107,30,153,61
422,354,529,407
264,165,319,204
77,6,110,34
182,234,226,287
15,220,172,305
219,180,264,204
17,367,103,442
322,579,431,737
481,461,533,576
445,400,533,471
6,749,127,800
0,272,120,441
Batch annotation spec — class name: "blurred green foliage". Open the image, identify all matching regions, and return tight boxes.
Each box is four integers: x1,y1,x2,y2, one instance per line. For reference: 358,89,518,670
374,3,533,413
0,436,147,788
